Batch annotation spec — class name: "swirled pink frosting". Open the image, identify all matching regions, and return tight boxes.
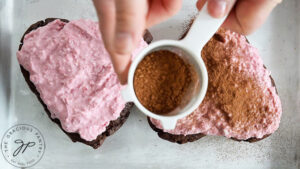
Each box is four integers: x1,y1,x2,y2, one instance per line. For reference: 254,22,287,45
17,19,147,141
150,29,282,140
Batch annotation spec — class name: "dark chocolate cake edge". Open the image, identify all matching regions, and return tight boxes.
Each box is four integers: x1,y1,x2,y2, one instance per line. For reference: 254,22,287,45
19,18,152,149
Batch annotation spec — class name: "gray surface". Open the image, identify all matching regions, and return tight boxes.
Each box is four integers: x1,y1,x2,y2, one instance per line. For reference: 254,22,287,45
0,0,299,169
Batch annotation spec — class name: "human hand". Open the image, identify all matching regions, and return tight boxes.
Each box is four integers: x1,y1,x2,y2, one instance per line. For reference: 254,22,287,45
196,0,282,35
93,0,182,84
93,0,281,84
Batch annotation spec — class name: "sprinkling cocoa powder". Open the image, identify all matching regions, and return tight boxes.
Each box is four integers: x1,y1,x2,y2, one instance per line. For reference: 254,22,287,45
133,50,193,115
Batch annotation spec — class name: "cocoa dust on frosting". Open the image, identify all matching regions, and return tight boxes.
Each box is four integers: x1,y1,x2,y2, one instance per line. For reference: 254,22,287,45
150,28,282,140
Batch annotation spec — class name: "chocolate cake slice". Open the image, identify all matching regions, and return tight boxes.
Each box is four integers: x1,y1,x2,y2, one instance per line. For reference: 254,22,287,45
18,18,153,149
148,27,281,144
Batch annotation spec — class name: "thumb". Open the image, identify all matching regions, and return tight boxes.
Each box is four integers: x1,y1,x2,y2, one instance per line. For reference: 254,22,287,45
197,0,236,18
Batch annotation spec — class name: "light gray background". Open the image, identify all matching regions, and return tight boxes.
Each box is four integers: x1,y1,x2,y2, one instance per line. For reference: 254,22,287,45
0,0,299,169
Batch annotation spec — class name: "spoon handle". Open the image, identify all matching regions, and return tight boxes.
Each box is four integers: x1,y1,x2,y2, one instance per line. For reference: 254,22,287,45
181,3,228,54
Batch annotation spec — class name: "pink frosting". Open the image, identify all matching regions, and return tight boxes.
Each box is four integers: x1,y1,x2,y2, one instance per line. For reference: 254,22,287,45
17,19,148,141
150,30,282,140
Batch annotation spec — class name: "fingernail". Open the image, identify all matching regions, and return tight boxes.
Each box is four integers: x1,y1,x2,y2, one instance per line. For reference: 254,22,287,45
212,0,227,18
114,32,133,54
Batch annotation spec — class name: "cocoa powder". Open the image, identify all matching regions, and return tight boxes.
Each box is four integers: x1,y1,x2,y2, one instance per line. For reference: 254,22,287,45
134,50,192,115
202,28,272,130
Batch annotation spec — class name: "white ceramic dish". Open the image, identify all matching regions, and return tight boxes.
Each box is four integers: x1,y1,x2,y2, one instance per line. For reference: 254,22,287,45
0,0,299,169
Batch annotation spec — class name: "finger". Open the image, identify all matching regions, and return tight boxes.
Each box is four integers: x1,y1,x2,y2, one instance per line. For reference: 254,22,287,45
207,0,237,18
222,0,282,35
146,0,182,27
92,0,115,53
93,0,128,84
196,0,207,10
114,0,147,84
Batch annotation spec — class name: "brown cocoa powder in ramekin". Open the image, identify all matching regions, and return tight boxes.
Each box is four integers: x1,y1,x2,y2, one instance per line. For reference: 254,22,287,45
133,50,193,115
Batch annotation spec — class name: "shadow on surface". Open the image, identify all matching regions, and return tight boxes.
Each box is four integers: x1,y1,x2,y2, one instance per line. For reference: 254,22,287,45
0,0,12,119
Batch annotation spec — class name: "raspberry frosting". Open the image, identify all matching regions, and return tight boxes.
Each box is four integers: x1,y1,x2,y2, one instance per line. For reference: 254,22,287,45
17,19,147,141
150,29,282,140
